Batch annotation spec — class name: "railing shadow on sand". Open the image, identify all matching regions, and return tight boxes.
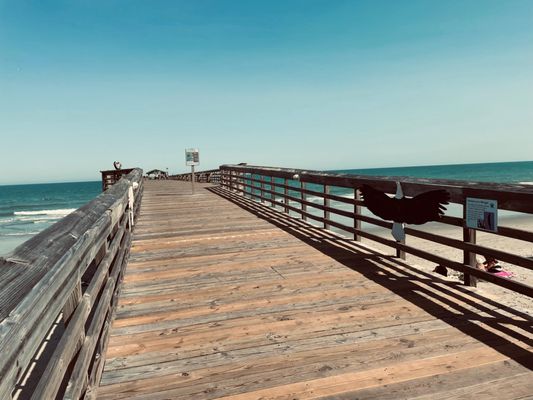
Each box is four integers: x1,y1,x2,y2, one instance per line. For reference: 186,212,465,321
208,184,532,371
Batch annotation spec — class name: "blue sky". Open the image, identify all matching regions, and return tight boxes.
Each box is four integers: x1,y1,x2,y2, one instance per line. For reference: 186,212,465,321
1,0,532,184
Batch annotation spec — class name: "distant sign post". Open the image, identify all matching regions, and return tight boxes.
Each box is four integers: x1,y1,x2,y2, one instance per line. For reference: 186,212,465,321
185,149,200,194
466,197,498,232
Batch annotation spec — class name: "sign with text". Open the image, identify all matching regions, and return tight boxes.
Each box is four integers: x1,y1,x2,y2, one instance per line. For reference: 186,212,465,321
466,197,498,232
185,148,200,166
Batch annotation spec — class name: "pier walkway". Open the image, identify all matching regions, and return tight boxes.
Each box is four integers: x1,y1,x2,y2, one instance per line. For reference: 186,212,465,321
97,180,532,399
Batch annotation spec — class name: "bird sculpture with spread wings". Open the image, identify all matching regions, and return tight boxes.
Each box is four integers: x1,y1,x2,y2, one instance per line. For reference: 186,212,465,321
359,184,450,225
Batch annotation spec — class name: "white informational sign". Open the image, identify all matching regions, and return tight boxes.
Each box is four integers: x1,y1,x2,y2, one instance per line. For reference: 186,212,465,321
466,197,498,232
185,148,200,166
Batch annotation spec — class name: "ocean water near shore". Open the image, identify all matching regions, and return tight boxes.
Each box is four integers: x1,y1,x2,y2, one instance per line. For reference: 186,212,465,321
0,181,100,256
1,161,532,257
333,160,533,185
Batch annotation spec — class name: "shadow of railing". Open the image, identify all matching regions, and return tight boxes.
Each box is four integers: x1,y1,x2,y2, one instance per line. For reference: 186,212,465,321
208,186,533,370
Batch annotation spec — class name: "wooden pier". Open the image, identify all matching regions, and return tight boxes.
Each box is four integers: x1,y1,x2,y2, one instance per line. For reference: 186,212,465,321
96,180,532,399
1,166,532,399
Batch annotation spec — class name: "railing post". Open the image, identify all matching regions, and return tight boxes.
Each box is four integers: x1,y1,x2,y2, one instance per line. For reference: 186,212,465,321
324,185,330,229
354,187,362,242
236,171,241,194
284,178,289,213
62,281,82,324
463,202,478,286
301,181,307,221
260,175,265,203
396,237,406,260
270,176,275,207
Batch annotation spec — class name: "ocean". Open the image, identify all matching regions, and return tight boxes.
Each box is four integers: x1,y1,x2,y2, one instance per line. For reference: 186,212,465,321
1,161,532,256
0,181,101,256
331,161,533,185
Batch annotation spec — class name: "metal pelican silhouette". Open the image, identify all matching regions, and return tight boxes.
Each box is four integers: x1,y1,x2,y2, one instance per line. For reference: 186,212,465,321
360,182,450,241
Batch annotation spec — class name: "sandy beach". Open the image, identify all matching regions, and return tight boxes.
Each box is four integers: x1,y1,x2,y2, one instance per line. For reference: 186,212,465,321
344,214,533,316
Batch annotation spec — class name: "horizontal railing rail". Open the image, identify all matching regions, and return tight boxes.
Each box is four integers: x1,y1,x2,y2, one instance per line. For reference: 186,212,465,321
219,164,533,298
0,168,143,400
170,169,221,184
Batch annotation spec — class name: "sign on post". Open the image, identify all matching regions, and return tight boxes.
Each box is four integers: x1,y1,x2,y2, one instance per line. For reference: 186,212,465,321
185,148,199,194
466,197,498,232
185,149,200,166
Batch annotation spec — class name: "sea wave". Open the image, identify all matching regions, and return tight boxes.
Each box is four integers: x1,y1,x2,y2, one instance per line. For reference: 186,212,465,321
14,209,76,217
518,181,533,185
0,232,41,237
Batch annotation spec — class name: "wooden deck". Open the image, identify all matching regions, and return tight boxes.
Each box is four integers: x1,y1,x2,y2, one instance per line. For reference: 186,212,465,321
97,180,532,399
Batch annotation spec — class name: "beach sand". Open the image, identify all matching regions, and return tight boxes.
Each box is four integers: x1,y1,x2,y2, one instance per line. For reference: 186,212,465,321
342,215,533,316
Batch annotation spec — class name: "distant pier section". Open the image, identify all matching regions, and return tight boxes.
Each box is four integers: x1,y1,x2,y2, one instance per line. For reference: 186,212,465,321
170,168,221,184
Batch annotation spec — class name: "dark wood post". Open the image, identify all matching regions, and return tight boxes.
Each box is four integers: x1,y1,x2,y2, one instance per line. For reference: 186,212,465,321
301,181,307,221
396,236,406,260
354,187,362,242
238,171,243,194
463,201,478,286
284,178,289,213
260,175,265,203
270,176,275,207
324,185,330,229
249,173,253,199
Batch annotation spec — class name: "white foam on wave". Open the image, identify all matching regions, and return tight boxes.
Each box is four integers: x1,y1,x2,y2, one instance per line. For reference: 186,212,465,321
518,181,533,185
14,209,76,217
0,232,41,237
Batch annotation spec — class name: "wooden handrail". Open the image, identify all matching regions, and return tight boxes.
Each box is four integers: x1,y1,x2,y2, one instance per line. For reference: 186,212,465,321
0,168,143,400
219,164,533,298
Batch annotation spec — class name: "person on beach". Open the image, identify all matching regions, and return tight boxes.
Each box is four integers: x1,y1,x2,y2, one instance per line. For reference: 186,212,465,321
476,255,515,278
476,255,498,271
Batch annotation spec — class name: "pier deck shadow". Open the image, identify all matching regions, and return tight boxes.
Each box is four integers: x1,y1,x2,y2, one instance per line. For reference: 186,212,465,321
97,180,532,399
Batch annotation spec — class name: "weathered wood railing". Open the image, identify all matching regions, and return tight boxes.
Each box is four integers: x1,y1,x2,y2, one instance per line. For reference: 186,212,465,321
171,169,220,184
220,164,533,298
100,168,135,191
0,168,143,400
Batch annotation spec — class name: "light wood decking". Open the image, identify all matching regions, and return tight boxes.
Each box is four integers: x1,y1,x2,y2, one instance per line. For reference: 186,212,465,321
97,180,532,399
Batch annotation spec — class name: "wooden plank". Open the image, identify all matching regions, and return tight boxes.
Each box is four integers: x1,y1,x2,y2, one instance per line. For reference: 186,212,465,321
97,180,532,400
97,344,527,400
326,359,531,399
